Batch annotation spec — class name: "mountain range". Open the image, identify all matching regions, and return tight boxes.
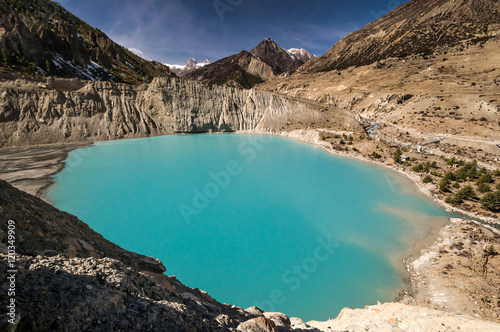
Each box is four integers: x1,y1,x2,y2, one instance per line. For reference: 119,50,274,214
165,58,212,77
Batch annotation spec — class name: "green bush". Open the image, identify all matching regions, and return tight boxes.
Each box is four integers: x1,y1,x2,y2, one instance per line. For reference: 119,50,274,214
477,183,491,193
485,245,498,256
445,195,462,205
370,152,382,159
439,178,451,192
481,191,500,211
476,173,493,185
422,175,433,184
455,185,476,201
393,148,402,164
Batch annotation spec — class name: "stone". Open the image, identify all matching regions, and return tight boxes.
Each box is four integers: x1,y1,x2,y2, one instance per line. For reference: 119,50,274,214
236,317,278,332
263,312,291,327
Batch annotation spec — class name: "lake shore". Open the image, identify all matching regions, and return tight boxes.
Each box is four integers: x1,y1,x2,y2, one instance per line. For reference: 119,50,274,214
273,128,500,225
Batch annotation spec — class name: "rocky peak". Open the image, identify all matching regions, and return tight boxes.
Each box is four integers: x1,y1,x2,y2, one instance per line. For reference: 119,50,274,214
250,38,304,74
186,57,198,67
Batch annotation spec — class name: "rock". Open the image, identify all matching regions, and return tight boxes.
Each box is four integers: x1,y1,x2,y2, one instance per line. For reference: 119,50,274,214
245,306,265,316
43,250,60,257
290,317,310,329
237,317,278,332
263,312,291,327
138,257,166,274
180,292,200,301
216,314,236,328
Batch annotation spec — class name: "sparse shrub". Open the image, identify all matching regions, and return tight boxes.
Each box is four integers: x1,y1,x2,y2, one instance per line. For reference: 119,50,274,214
423,175,433,184
481,191,500,211
439,178,451,192
485,245,498,256
370,151,382,159
446,157,457,165
452,181,460,189
476,173,493,185
445,195,462,205
477,183,491,193
455,185,476,201
393,148,402,164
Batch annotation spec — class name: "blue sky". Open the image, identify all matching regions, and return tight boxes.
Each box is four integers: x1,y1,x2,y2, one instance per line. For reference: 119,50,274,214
58,0,408,65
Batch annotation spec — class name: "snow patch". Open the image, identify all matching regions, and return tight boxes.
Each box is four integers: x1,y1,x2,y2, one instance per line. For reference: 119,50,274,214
128,48,150,61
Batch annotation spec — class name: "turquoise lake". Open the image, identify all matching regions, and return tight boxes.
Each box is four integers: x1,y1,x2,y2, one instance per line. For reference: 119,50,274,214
48,134,453,321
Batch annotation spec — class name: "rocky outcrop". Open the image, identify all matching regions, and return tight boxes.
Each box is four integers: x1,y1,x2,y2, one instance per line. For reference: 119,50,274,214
300,0,500,73
0,76,324,147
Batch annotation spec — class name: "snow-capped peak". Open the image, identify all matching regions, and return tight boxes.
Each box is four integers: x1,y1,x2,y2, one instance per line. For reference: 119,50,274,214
164,58,212,77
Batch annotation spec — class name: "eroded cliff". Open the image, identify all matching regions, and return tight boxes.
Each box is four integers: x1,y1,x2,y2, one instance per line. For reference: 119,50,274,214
0,76,339,147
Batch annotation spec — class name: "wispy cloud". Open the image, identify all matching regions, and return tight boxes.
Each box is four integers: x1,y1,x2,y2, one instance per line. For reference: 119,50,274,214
105,0,212,63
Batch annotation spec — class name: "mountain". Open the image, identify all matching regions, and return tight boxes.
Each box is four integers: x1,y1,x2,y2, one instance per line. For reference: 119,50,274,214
249,38,308,74
0,0,174,84
185,38,316,88
165,58,212,77
300,0,500,73
184,51,270,88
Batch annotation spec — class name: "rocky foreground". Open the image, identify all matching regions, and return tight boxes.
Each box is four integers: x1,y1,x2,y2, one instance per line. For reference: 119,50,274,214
1,178,500,331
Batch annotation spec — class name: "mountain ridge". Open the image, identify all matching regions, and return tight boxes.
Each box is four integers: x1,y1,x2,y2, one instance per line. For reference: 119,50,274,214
0,0,174,84
299,0,500,73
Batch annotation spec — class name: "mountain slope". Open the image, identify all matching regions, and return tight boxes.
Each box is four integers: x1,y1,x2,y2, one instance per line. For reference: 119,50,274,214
184,51,269,88
300,0,500,73
0,0,174,84
185,39,316,88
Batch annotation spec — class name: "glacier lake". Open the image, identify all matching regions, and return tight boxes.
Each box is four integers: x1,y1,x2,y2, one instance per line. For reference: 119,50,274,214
48,134,453,321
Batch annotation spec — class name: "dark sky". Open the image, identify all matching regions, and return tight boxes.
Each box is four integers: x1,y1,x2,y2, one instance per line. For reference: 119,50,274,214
58,0,409,65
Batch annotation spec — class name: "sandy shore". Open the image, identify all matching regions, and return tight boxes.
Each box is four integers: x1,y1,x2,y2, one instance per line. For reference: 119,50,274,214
0,142,92,200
